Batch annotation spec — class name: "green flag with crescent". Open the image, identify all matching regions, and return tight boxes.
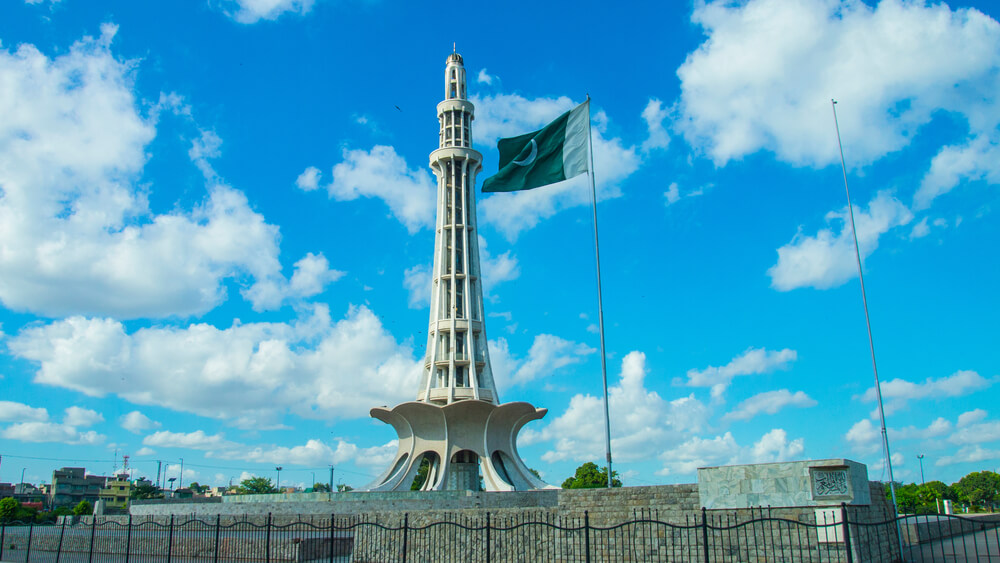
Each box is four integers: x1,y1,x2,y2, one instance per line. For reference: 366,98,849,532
482,100,590,193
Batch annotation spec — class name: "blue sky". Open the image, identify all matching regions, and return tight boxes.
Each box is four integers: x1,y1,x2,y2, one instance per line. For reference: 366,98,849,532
0,0,997,492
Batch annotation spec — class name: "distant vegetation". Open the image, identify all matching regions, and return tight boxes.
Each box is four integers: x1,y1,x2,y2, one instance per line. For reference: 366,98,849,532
888,470,1000,514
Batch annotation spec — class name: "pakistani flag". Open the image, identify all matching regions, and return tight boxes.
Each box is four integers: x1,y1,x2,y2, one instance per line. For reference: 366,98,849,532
482,100,590,193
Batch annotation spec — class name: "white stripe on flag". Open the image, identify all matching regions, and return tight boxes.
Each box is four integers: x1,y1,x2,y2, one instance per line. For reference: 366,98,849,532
563,100,590,179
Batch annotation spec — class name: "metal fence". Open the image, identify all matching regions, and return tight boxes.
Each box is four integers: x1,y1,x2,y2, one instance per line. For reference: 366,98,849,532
1,506,998,563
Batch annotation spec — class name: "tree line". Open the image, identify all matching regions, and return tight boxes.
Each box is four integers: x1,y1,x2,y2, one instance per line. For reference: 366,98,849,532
888,470,1000,514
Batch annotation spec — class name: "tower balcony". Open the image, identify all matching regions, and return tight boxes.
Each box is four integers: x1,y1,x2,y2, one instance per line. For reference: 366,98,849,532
430,147,483,168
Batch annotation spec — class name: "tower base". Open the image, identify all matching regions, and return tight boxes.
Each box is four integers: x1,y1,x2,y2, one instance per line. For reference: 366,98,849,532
362,400,557,492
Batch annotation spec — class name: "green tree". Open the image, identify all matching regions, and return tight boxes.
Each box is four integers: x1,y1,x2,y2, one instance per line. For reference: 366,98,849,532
337,484,354,492
528,468,542,480
187,482,210,494
73,500,92,516
0,498,19,522
954,471,1000,510
411,458,431,491
312,483,331,492
235,476,278,494
130,482,164,500
562,462,622,489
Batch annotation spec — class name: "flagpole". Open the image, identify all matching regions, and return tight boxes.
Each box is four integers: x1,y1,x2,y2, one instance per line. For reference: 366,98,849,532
585,96,614,488
831,100,900,519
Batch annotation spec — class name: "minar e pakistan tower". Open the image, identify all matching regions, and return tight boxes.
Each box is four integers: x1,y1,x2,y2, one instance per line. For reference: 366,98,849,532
363,52,554,492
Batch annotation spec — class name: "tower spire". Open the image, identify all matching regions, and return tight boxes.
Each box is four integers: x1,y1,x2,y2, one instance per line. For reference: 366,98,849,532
364,52,552,492
417,51,496,405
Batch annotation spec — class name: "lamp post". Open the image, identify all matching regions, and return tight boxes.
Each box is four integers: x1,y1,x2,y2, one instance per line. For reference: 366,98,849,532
275,466,282,492
168,477,176,497
179,458,184,489
917,454,926,484
19,468,25,496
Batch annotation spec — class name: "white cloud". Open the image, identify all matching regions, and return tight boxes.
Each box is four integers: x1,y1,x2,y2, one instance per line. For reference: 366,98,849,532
723,389,816,421
958,409,988,427
489,334,595,394
0,26,314,318
936,445,1000,467
1,421,104,445
301,146,436,234
295,166,322,191
0,401,49,423
664,183,680,206
949,421,1000,446
909,217,930,239
891,417,953,441
223,0,316,24
641,98,670,152
845,419,881,456
144,430,239,451
245,252,345,311
120,411,161,434
676,0,1000,167
63,406,103,427
525,351,711,465
916,133,1000,209
478,235,520,296
655,428,803,477
135,446,155,456
860,370,992,413
476,69,496,85
8,304,420,425
768,191,913,291
474,94,641,240
681,347,797,399
403,264,432,309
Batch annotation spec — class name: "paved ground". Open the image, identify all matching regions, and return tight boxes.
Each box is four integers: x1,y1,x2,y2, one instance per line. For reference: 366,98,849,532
904,526,1000,562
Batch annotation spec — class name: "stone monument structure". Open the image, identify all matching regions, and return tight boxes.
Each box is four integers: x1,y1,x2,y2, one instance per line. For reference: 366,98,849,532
363,52,554,492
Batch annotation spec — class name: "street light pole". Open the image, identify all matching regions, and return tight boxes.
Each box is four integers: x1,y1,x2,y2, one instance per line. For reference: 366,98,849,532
19,468,25,495
179,458,184,489
917,454,926,484
275,466,282,492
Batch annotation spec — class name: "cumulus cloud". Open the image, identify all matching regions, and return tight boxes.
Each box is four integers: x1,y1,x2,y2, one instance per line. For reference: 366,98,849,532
641,98,670,152
768,191,913,291
63,406,103,427
142,430,393,469
845,419,881,456
860,370,992,414
8,304,420,425
403,264,432,309
916,133,1000,209
299,145,436,233
489,334,595,395
676,0,1000,167
681,347,797,399
656,428,804,477
958,409,988,427
222,0,316,24
245,252,345,311
1,422,104,445
120,411,161,434
0,401,49,423
477,69,496,85
723,389,816,421
936,445,1000,467
0,26,324,318
474,94,641,240
949,420,1000,446
524,351,711,465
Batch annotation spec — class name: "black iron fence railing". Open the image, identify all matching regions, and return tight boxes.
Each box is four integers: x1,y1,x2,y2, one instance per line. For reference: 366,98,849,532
1,505,998,563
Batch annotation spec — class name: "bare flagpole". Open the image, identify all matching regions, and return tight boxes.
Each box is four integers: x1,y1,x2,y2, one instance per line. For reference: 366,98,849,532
831,99,899,514
585,96,614,488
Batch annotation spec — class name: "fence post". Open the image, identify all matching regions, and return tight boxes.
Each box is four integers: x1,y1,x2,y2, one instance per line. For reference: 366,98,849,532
266,513,272,563
56,519,66,563
125,514,133,563
329,513,335,563
701,508,710,563
0,521,5,562
485,512,491,563
584,511,591,563
841,503,853,563
88,516,97,563
25,523,34,563
401,513,409,563
167,515,174,563
213,514,221,563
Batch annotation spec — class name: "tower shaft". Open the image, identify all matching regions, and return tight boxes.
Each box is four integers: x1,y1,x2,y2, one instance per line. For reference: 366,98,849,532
417,53,498,405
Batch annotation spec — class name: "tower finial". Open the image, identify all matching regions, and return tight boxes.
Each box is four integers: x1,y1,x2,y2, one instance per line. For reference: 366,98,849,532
453,42,456,53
